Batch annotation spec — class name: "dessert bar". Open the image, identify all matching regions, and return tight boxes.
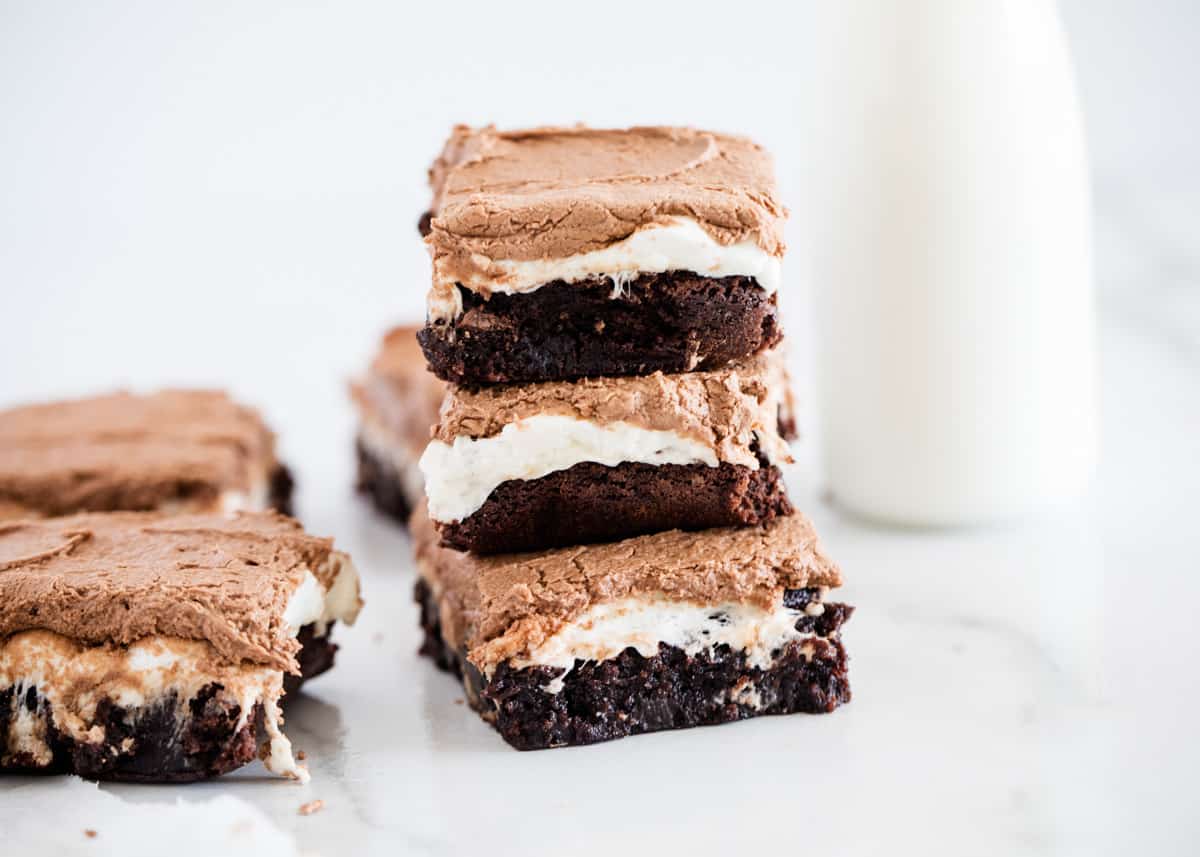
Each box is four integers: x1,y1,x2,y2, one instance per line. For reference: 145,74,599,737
352,325,446,523
419,351,796,554
412,502,851,750
0,511,362,782
417,126,786,385
0,391,293,520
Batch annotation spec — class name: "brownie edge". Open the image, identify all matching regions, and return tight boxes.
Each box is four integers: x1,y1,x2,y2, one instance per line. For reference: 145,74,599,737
414,579,853,751
436,458,794,555
419,272,783,385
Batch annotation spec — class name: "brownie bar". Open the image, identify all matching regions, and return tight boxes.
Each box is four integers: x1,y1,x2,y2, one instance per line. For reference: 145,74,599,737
0,390,293,520
415,579,852,750
1,623,332,783
410,504,850,751
418,272,783,386
0,511,363,782
422,350,795,554
434,455,792,555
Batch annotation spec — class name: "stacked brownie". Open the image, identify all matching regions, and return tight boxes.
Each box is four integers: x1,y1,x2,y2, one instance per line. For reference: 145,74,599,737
360,125,853,749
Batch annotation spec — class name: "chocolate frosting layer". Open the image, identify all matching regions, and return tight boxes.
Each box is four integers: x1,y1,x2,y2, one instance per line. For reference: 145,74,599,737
411,501,840,671
426,125,786,291
0,511,342,671
0,391,279,518
432,350,792,469
351,325,446,455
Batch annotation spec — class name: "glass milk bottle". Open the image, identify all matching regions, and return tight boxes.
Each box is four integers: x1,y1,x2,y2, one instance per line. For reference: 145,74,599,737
801,0,1098,525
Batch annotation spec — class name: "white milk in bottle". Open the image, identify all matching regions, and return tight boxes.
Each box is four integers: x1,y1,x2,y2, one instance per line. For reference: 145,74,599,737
801,0,1098,525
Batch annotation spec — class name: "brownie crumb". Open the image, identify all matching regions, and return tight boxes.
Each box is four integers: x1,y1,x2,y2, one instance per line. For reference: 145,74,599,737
299,800,324,816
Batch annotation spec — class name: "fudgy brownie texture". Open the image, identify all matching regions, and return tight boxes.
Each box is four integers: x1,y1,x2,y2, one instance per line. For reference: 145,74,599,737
0,622,331,782
283,622,338,695
355,438,413,525
0,683,262,783
436,457,793,555
418,272,783,386
415,580,852,750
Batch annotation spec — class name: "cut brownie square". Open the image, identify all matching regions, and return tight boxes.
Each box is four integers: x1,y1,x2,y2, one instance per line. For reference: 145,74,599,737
351,324,447,524
0,511,362,782
419,350,797,554
418,125,787,385
0,390,294,520
411,502,851,750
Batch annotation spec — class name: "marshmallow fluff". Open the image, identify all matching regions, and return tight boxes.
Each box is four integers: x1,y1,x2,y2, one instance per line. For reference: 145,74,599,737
428,217,781,322
419,415,724,523
282,555,363,637
507,593,830,695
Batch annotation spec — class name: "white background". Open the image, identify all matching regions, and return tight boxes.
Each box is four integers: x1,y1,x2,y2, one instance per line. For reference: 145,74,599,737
1,3,1198,855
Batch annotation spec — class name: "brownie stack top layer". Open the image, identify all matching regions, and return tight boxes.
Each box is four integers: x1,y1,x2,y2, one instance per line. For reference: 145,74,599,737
420,350,795,524
0,511,362,672
0,390,281,519
351,325,446,458
423,125,787,321
410,501,840,674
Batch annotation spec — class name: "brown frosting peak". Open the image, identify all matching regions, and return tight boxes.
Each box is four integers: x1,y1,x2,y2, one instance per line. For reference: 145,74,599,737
0,390,278,518
412,502,840,671
0,511,342,671
426,125,786,288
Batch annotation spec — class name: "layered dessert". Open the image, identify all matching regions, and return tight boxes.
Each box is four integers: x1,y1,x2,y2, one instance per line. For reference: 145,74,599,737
420,351,797,554
0,391,294,521
0,511,362,782
417,125,787,385
352,325,446,523
412,502,851,750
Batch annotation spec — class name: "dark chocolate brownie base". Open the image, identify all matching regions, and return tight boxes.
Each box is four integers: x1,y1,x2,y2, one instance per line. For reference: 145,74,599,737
283,621,339,696
0,621,333,782
355,437,413,525
437,457,794,555
268,463,295,517
418,272,783,385
415,579,853,750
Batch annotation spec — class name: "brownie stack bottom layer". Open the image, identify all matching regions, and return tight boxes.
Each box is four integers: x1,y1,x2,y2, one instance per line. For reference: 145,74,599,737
414,580,853,751
435,458,794,555
0,622,335,783
418,272,783,385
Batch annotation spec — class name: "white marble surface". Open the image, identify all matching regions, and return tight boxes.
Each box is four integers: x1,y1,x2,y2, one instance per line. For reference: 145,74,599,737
1,3,1198,854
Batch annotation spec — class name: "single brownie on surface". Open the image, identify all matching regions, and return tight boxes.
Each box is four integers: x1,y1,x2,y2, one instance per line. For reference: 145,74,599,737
417,349,796,554
411,503,851,750
418,125,787,385
351,324,446,523
0,511,362,783
0,390,294,521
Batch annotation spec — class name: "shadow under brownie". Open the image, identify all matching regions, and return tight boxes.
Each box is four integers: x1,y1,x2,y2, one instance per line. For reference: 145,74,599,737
410,502,851,750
